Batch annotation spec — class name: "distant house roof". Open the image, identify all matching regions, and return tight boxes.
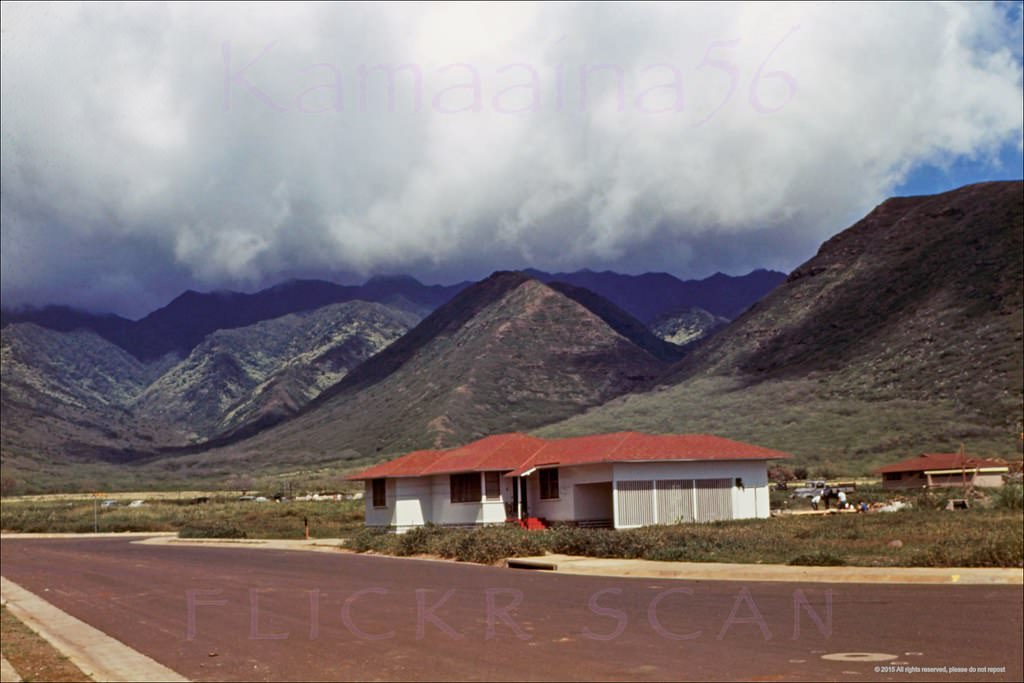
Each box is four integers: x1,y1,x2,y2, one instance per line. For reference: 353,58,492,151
874,453,1009,475
347,432,791,480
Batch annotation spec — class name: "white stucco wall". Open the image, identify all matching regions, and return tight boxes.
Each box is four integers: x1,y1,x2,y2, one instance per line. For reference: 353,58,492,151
365,473,514,531
393,477,433,529
363,477,438,530
430,473,508,526
363,478,397,527
974,472,1007,488
529,464,613,522
574,482,614,520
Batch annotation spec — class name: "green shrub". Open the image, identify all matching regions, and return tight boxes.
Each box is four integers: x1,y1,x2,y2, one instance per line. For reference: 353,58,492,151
643,546,692,562
428,528,469,558
544,526,593,556
545,526,648,557
961,536,1023,567
788,551,846,566
179,525,247,539
396,524,449,556
904,534,1023,568
993,484,1023,511
902,546,946,567
450,525,545,564
346,526,394,552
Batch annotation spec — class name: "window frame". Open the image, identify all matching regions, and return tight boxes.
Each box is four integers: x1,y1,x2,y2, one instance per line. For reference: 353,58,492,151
371,478,387,508
450,472,482,504
539,468,560,500
484,471,502,500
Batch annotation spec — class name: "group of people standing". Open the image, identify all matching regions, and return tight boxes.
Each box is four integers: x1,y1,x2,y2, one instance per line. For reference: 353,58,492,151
810,486,849,510
810,487,870,512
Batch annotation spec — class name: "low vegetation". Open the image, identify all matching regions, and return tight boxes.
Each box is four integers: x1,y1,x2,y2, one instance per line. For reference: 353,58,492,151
538,375,1023,477
0,497,364,540
994,483,1023,511
4,485,1021,569
1,606,89,682
346,506,1023,568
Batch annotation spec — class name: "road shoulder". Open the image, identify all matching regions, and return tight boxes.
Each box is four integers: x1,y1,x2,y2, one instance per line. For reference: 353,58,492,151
0,577,188,682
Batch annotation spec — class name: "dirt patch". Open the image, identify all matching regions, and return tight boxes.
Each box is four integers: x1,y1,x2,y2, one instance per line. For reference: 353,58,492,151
0,606,89,682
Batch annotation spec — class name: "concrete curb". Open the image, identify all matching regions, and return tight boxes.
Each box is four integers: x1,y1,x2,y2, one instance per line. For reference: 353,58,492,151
132,536,348,553
505,554,1024,585
0,654,22,683
0,532,177,540
0,576,188,682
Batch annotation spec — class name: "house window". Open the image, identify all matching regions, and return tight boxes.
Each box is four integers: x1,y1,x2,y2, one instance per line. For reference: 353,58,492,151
539,468,559,500
883,473,901,481
484,472,502,500
450,473,482,503
371,479,387,508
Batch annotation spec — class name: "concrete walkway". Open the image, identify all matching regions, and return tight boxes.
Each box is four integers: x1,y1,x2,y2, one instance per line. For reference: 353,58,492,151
505,554,1024,585
133,535,349,553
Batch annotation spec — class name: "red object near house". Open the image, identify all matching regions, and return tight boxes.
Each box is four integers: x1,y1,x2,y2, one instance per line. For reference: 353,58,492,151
510,517,547,530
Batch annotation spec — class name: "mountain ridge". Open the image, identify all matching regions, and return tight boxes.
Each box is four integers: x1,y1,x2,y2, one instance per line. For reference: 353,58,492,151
1,277,470,361
536,180,1024,471
177,273,672,469
525,267,786,322
0,301,422,466
2,269,782,361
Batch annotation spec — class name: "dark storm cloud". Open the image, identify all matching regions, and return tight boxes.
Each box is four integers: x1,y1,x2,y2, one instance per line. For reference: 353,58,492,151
2,2,1021,317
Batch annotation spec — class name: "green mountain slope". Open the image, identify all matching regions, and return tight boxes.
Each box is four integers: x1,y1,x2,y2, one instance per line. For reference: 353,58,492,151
1,302,421,490
1,323,172,462
132,301,420,444
175,273,669,472
537,181,1024,473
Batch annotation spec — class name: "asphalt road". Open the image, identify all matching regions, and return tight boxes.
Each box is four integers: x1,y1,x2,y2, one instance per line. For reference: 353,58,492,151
1,537,1021,682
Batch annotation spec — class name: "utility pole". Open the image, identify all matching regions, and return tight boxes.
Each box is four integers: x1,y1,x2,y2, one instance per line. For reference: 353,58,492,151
960,442,968,494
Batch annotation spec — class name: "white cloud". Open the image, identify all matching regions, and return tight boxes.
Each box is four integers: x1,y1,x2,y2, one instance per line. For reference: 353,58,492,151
1,1,1021,316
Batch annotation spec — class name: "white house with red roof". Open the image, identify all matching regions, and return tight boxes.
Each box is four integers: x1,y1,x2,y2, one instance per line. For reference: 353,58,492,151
346,432,791,532
874,453,1009,490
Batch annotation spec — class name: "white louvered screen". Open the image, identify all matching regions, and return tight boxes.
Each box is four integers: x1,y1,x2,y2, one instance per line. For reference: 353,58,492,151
694,478,733,522
616,480,655,527
655,479,695,524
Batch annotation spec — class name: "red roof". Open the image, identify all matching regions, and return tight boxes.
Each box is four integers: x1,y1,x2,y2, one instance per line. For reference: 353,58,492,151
422,433,547,475
347,432,791,480
874,453,1008,475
